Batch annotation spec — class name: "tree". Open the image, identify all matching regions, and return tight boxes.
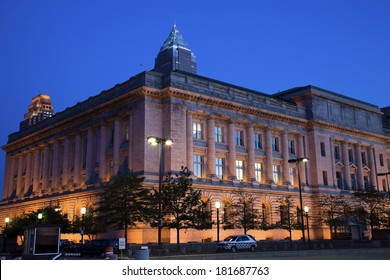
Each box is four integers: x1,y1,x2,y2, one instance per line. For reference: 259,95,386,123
318,194,350,239
223,183,261,235
271,196,300,241
352,190,390,239
71,206,101,240
4,206,71,243
95,170,150,249
150,166,212,244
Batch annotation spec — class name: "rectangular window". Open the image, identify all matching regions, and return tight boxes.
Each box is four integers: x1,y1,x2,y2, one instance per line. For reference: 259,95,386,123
288,140,295,155
272,165,280,184
193,155,203,177
334,146,341,161
320,142,326,157
215,126,224,143
348,149,354,163
125,124,129,141
193,122,203,139
254,134,262,149
361,152,367,165
323,170,328,186
216,157,224,180
363,175,369,190
255,162,262,182
235,130,244,146
236,160,244,180
272,137,280,152
351,174,357,190
379,154,384,166
336,171,342,189
289,167,295,186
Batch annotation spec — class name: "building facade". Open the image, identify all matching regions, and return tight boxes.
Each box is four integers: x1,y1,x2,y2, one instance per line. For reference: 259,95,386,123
1,26,389,243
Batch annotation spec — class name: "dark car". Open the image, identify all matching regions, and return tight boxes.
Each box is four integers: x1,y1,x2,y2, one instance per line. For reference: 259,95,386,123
80,239,120,257
216,235,257,252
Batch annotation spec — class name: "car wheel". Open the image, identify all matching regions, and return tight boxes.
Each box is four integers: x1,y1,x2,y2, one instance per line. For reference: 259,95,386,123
250,245,255,252
231,246,237,253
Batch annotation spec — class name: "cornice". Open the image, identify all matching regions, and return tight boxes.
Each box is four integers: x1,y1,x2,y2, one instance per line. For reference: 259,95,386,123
308,120,390,143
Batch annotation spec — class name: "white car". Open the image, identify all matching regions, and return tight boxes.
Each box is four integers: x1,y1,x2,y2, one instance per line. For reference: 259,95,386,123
216,235,257,252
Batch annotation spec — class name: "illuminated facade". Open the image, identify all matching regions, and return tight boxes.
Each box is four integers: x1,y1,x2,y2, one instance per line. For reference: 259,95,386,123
1,26,389,243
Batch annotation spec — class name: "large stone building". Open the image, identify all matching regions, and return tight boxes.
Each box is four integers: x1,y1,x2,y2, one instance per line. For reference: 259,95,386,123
1,25,389,243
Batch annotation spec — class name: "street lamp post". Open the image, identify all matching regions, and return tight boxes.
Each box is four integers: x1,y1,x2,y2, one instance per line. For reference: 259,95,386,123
215,202,221,242
304,206,311,248
377,172,390,200
288,157,309,244
37,213,43,224
147,136,173,246
80,207,86,244
3,217,9,252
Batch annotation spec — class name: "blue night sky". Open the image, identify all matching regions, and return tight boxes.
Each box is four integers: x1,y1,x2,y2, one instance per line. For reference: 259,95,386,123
0,0,389,196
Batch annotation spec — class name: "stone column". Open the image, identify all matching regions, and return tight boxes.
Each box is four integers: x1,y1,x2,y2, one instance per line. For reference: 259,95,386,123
8,156,16,199
3,154,11,200
73,134,82,185
228,122,237,179
368,146,377,189
207,117,216,177
297,135,307,185
42,145,51,192
265,128,273,184
128,114,133,171
355,143,364,190
282,131,290,185
62,136,70,187
329,138,337,188
16,154,24,198
52,140,60,190
186,112,194,172
113,119,121,175
33,148,40,194
24,151,32,195
86,127,94,183
247,125,256,181
342,141,351,190
99,124,107,182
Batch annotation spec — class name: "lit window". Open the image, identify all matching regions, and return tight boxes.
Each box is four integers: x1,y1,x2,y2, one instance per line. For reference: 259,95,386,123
215,126,224,143
255,163,262,182
216,157,224,179
236,160,244,180
272,165,280,184
289,167,295,186
193,155,203,177
254,134,262,149
235,130,244,146
193,122,203,139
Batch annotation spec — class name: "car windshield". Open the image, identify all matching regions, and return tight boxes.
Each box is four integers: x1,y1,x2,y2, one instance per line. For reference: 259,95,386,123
223,236,238,242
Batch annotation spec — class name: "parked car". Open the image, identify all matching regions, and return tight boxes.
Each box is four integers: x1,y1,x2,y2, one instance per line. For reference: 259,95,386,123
216,235,257,252
80,239,120,257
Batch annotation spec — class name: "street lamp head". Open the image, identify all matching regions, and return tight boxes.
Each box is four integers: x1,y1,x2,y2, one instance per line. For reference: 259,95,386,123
147,136,158,145
301,157,309,163
81,207,87,215
38,213,43,220
165,139,173,146
288,157,309,163
215,201,221,209
5,217,9,224
304,206,309,213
